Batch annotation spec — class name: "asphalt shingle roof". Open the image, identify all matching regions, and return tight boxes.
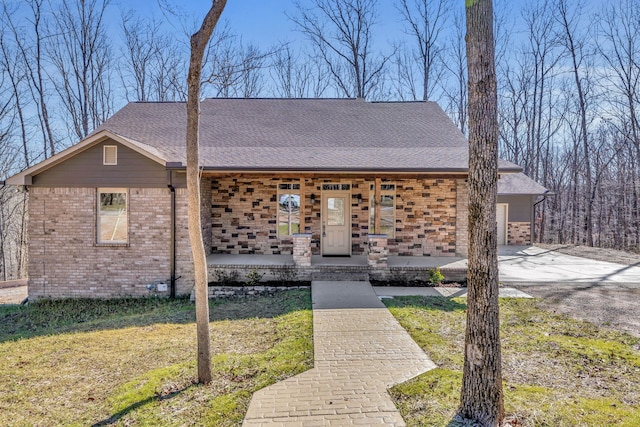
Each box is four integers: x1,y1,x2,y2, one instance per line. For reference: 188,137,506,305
498,172,549,195
94,98,521,172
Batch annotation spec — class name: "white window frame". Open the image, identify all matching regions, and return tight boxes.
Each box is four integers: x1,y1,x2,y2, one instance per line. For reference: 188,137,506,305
103,145,118,165
97,188,129,244
277,182,301,236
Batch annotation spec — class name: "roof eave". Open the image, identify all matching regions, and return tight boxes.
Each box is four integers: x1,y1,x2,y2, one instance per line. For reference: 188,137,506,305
169,165,523,174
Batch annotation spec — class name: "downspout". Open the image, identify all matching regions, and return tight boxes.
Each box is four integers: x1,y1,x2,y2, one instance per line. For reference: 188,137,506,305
167,171,176,299
532,192,549,244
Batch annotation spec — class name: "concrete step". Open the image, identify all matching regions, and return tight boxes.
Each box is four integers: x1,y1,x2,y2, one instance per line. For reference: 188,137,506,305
310,270,370,281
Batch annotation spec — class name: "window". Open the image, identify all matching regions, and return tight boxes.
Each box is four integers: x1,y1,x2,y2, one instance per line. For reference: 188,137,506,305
278,183,300,236
103,145,117,165
369,183,395,237
322,183,350,191
98,189,128,243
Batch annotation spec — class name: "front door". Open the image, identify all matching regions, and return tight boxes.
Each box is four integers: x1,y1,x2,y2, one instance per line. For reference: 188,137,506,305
322,191,351,255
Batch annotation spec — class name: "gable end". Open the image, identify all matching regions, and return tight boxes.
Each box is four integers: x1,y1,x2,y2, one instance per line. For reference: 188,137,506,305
32,141,170,188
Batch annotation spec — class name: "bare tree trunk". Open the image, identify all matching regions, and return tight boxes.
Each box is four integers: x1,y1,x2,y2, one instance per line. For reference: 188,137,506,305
0,38,31,167
396,0,449,101
291,0,391,100
443,11,468,135
458,0,504,425
558,0,593,246
186,0,227,386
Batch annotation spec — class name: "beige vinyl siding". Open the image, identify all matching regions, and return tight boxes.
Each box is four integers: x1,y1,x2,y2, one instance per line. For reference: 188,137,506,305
497,195,534,222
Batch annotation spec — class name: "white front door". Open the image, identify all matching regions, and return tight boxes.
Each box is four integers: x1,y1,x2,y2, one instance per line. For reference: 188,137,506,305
496,203,508,245
322,191,351,255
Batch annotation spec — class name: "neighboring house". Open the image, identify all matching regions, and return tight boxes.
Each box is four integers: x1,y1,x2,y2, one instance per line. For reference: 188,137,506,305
5,98,547,299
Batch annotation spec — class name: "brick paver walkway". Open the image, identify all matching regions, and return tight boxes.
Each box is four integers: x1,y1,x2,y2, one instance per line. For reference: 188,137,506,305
243,281,436,426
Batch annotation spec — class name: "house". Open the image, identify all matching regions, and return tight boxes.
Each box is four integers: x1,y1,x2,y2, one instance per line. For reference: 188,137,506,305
6,98,547,299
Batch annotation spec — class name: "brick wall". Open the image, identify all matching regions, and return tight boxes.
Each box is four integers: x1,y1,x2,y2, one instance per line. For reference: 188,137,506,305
28,187,174,299
26,176,466,299
508,221,531,245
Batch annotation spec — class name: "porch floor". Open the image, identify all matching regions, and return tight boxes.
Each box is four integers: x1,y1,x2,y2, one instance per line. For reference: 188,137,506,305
206,253,467,268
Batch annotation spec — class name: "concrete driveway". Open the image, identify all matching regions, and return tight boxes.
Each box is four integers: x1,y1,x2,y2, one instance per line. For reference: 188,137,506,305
497,246,640,284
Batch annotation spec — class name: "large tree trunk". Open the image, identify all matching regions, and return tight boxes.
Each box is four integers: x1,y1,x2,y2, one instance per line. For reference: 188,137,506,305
186,0,227,385
458,0,504,425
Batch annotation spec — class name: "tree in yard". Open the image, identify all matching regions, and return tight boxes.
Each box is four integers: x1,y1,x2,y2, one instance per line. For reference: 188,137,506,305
269,45,331,98
556,0,594,247
2,0,57,160
186,0,227,385
202,31,271,98
458,0,504,425
49,0,114,141
598,0,640,250
442,10,468,135
396,0,450,101
290,0,392,99
120,15,187,102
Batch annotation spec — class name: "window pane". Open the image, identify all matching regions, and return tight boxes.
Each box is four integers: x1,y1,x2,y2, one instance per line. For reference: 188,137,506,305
322,183,350,191
278,193,300,235
278,183,300,190
99,192,127,242
380,194,394,236
369,193,376,232
327,197,345,226
369,184,395,237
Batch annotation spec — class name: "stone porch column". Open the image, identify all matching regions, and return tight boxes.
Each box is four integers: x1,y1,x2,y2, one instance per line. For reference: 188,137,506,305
292,233,312,267
367,234,389,268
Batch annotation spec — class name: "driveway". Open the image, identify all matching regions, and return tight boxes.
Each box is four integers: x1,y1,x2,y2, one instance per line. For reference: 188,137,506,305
0,280,28,304
498,246,640,284
495,246,640,337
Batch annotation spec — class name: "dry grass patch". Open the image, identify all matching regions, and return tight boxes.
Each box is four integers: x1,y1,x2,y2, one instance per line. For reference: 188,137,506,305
385,296,640,427
0,290,312,426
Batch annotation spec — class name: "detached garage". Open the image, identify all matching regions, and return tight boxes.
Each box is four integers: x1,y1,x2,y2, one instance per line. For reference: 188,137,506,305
498,173,550,245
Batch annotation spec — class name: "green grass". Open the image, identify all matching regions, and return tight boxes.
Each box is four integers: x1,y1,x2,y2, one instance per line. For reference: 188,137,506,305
385,296,640,427
0,290,313,426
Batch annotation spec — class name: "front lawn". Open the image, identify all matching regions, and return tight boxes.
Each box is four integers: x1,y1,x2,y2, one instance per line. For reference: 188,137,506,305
0,290,313,426
385,297,640,427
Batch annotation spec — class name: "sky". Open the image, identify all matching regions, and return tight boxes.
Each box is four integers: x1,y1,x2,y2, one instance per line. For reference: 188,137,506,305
111,0,602,62
113,0,435,51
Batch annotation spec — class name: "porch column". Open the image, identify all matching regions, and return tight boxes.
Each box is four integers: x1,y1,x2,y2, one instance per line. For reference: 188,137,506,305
367,234,388,268
292,233,312,267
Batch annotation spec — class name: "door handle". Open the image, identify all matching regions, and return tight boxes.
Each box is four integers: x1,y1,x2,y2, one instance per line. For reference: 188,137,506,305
322,222,326,237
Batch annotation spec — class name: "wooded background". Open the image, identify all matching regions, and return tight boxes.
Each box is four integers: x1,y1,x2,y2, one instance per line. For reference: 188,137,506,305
1,0,639,280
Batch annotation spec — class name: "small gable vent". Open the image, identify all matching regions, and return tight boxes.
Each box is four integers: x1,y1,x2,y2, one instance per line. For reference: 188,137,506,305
103,145,117,165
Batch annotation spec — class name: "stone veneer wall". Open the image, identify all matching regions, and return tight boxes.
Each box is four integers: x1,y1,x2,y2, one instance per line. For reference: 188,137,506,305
508,221,531,245
391,179,458,256
28,187,174,299
210,177,283,254
209,176,460,257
